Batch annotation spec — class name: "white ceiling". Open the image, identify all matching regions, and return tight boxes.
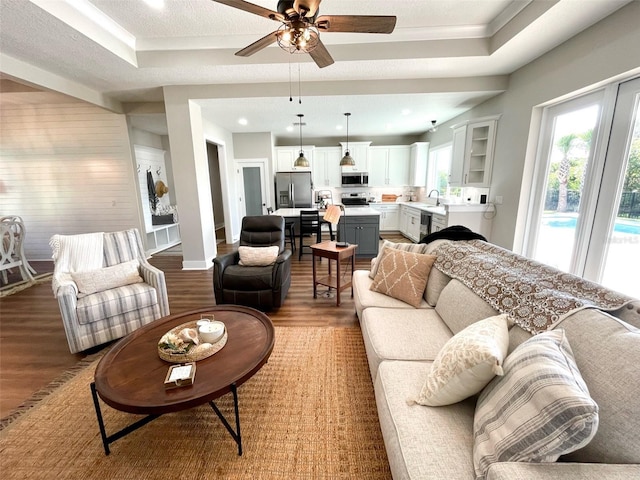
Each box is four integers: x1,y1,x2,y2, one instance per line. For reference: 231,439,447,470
0,0,632,140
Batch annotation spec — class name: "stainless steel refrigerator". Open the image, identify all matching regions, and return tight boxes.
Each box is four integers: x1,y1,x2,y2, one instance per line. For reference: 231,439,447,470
275,171,313,209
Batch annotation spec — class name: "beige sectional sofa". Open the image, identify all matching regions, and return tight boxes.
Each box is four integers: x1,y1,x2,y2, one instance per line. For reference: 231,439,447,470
353,239,640,480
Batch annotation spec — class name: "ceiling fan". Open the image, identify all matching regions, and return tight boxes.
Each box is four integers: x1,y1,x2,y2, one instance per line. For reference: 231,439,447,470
212,0,397,68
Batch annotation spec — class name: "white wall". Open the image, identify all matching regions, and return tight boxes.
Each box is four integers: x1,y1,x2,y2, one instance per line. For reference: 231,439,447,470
0,98,143,261
428,1,640,249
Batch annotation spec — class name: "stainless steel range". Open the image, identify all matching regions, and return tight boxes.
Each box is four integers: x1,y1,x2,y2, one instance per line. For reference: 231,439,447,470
341,192,369,207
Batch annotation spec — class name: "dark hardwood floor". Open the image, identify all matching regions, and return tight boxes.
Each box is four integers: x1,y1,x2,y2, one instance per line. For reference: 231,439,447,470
0,233,408,419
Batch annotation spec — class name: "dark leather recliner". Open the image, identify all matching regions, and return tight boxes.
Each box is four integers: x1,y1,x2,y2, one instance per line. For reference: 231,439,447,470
213,215,292,311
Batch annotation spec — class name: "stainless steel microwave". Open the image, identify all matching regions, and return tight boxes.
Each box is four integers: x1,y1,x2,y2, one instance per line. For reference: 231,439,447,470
341,172,368,187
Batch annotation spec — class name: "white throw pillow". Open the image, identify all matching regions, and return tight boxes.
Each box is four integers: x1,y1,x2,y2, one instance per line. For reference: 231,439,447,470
412,314,511,406
71,259,143,295
473,329,599,480
238,246,279,266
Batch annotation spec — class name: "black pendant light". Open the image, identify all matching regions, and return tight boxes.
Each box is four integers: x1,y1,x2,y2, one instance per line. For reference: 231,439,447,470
340,112,355,166
294,113,309,167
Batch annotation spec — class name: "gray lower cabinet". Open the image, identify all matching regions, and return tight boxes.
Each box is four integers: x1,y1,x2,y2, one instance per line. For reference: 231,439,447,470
339,215,380,257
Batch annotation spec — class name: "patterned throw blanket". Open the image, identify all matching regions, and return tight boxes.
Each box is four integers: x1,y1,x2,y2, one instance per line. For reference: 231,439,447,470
433,240,632,334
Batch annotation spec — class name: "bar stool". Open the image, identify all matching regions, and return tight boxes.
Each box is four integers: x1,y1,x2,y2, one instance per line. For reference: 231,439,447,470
299,210,321,259
267,208,295,253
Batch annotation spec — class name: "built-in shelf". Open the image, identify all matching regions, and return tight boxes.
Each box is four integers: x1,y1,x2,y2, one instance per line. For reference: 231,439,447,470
146,223,181,255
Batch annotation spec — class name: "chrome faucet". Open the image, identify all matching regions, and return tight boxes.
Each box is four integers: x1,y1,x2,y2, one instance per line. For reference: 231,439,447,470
428,189,441,206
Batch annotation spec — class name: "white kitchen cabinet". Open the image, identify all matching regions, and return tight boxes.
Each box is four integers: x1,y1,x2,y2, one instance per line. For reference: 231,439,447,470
370,204,400,231
400,205,421,242
409,142,429,186
275,146,314,172
449,115,499,187
312,147,341,187
369,146,410,186
339,141,370,173
431,213,447,233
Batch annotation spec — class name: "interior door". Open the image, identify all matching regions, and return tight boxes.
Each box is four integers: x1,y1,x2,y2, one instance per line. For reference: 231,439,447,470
237,160,268,218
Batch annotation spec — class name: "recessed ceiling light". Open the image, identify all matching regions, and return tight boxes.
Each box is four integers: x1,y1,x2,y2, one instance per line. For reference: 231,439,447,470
336,125,343,130
238,118,248,126
286,126,294,132
402,109,411,116
143,0,165,9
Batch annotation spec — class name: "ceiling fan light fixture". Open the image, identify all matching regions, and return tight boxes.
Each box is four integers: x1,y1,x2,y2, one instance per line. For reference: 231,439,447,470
277,23,319,53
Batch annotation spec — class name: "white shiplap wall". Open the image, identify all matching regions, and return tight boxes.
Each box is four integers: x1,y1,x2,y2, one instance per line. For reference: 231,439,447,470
0,101,142,261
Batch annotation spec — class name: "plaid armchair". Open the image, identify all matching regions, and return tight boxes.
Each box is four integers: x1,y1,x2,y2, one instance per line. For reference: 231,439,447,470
51,228,169,353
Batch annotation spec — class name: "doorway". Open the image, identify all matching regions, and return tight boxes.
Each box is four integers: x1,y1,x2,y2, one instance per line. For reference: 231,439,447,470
237,160,269,218
206,142,226,244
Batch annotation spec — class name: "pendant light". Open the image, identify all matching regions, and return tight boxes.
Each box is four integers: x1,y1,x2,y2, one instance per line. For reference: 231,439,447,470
294,113,309,167
340,112,355,166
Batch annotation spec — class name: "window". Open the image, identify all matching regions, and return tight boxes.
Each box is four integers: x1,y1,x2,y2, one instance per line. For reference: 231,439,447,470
523,77,640,298
427,143,452,194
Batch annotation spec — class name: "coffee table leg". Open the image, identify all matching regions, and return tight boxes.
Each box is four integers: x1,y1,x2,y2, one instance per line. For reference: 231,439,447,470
91,382,161,456
91,382,111,455
209,383,242,456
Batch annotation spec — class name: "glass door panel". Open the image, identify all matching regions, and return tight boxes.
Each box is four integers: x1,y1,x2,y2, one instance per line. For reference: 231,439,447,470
532,105,600,272
599,80,640,297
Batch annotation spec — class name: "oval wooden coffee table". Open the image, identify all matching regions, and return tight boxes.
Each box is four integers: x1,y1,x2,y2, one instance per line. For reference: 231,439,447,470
90,305,275,455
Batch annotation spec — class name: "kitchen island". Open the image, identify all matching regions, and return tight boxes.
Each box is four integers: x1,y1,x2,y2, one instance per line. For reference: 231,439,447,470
273,207,380,257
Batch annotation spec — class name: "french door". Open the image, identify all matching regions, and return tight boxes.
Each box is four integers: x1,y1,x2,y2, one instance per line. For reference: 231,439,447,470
525,77,640,298
586,77,640,297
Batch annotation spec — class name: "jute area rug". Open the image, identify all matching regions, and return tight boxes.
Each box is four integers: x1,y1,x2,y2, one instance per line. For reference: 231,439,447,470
0,272,52,298
0,327,392,480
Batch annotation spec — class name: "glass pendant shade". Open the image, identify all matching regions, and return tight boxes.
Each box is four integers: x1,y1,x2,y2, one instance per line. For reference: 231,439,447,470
340,112,355,166
293,113,308,167
340,151,355,166
294,151,309,167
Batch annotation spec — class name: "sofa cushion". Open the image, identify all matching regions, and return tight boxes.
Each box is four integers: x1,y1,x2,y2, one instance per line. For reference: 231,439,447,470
554,308,640,464
76,283,158,324
360,307,453,379
353,270,430,319
370,248,436,308
414,314,511,406
368,240,430,279
422,239,453,306
238,245,279,266
473,329,599,480
71,259,143,296
376,361,477,480
435,279,499,334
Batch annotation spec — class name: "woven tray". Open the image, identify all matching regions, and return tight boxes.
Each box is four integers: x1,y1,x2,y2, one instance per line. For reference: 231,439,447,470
158,320,227,363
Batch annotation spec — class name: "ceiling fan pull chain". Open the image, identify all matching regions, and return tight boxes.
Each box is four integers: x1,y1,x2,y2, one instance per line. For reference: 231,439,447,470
289,58,293,102
298,63,302,104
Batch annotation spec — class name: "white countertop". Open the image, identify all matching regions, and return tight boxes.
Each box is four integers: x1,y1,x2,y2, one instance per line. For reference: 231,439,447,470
369,201,493,216
273,207,380,218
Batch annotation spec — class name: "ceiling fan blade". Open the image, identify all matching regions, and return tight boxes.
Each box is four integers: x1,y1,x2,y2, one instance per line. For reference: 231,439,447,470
294,0,322,18
315,15,397,34
309,39,334,68
212,0,284,22
235,31,279,57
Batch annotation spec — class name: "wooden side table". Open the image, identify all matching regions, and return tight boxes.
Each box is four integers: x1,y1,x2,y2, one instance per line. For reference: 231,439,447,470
310,241,358,306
